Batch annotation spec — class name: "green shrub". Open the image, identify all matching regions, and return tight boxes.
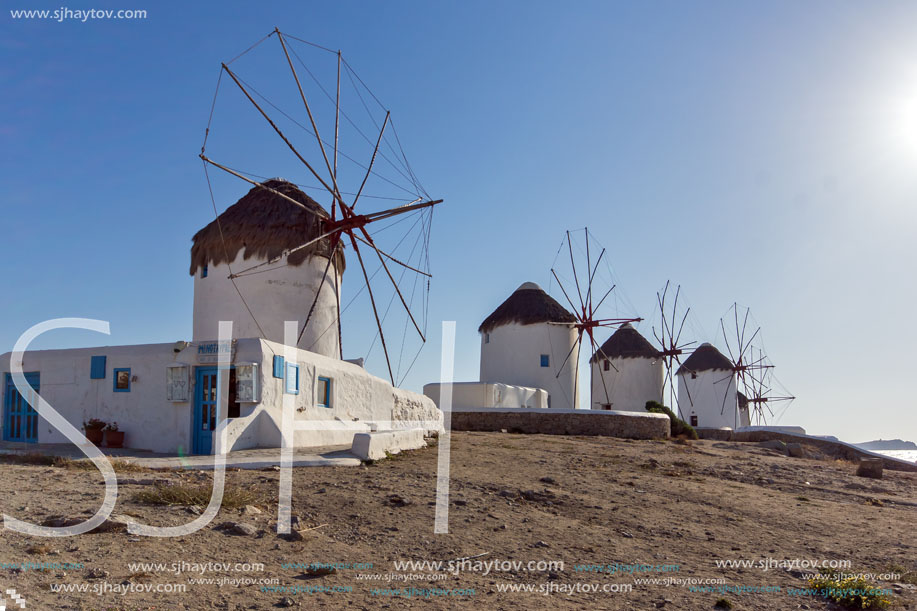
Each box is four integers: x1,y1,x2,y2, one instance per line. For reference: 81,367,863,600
714,598,733,610
807,572,891,609
645,401,698,439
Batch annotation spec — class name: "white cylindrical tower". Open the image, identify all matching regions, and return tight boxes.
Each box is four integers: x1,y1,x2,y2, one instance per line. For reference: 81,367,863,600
676,343,738,429
478,282,579,409
190,179,345,358
590,323,663,412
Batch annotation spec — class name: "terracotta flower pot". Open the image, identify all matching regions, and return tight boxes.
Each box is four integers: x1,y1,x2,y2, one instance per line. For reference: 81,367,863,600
104,430,125,449
85,428,104,445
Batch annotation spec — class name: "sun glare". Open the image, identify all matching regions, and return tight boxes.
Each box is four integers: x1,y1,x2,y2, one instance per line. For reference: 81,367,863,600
890,94,917,159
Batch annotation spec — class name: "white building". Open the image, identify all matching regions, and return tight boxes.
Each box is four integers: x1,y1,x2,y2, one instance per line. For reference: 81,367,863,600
422,382,548,410
676,342,747,429
1,180,441,454
589,323,663,412
478,282,579,409
191,179,344,358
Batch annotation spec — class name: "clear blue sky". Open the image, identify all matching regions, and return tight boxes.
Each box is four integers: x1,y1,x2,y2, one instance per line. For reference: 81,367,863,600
2,1,915,443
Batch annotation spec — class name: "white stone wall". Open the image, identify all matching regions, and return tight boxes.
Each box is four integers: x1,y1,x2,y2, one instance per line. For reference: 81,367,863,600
677,369,739,429
253,339,441,448
0,337,441,454
422,382,549,410
479,322,578,409
0,340,259,453
590,357,664,412
192,252,341,358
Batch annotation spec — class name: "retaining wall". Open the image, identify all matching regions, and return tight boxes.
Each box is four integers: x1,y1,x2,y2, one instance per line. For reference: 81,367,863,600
450,408,670,439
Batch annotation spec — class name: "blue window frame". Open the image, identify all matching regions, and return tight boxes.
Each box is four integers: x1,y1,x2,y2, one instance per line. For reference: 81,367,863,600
201,265,208,278
90,356,107,379
113,368,131,392
285,363,299,395
272,355,285,378
540,354,550,367
317,376,332,408
3,372,40,443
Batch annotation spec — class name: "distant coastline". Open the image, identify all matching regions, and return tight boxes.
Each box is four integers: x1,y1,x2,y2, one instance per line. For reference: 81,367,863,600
854,439,917,451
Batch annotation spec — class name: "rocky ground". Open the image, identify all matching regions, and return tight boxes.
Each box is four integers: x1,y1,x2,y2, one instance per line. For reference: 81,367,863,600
0,432,915,610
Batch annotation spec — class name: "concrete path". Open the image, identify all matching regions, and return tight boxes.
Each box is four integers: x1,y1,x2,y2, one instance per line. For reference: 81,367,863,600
0,441,362,469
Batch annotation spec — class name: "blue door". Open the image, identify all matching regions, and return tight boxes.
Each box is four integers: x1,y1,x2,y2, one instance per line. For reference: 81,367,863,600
193,368,219,455
3,372,40,443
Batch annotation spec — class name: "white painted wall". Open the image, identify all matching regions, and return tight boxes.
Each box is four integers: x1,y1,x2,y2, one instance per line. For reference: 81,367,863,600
739,406,751,428
677,369,739,429
736,425,806,435
0,340,259,453
479,322,578,409
253,339,442,448
193,251,341,358
0,337,441,454
422,382,549,410
590,357,664,412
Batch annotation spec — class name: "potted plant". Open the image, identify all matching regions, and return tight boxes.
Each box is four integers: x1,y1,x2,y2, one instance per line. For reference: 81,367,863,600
82,418,106,445
104,422,124,448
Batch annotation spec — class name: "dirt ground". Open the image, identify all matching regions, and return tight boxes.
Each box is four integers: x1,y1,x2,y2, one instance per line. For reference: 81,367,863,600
0,432,915,610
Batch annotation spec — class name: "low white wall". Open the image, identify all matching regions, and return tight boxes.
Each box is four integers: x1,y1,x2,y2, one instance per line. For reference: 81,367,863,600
736,425,806,435
590,357,663,412
423,382,548,410
352,429,427,461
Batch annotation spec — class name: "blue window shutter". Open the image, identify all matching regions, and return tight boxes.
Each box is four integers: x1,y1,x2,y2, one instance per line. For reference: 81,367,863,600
90,356,106,379
540,354,550,367
273,355,285,378
285,363,299,395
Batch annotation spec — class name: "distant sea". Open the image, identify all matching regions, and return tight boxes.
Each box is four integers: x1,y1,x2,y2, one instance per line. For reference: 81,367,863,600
871,449,917,464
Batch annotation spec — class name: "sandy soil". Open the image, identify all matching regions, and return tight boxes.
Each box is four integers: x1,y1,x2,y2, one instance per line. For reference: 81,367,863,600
0,432,915,610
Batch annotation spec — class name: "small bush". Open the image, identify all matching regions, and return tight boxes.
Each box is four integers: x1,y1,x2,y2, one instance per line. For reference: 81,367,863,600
714,598,733,609
645,401,698,439
807,572,891,609
133,483,258,509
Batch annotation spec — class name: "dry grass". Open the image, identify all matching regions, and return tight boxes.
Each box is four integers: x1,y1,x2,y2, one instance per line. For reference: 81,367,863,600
0,453,148,472
132,483,259,509
1,452,59,466
59,458,149,472
127,571,155,582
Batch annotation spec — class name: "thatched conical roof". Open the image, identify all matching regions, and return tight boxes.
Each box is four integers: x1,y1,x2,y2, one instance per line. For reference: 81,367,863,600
590,323,660,363
478,282,575,333
676,342,734,375
190,179,345,275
